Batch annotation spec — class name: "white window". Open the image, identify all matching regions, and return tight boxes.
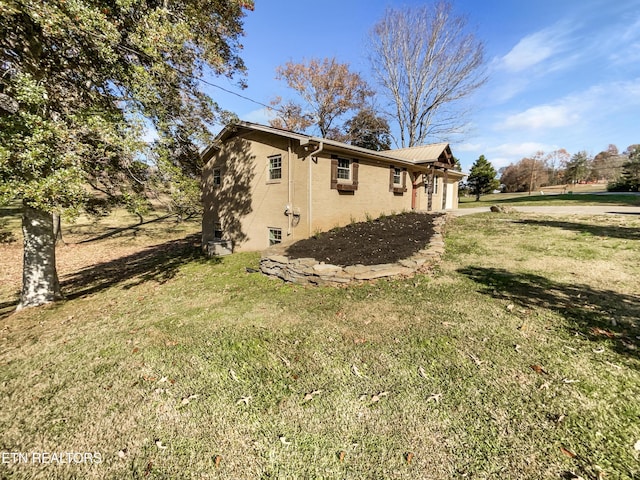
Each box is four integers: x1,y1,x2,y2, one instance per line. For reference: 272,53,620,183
213,168,221,186
393,167,401,185
425,175,439,194
268,227,282,246
268,155,282,181
213,222,223,239
337,158,351,180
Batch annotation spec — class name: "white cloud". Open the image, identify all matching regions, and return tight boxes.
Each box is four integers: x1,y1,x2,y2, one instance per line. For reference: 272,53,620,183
497,24,571,73
456,142,483,152
498,105,579,130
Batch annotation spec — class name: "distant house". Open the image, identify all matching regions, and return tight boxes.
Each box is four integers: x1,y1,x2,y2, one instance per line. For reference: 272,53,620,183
201,122,464,253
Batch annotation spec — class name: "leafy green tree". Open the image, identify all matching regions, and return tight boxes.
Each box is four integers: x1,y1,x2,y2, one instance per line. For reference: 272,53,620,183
343,108,392,151
467,155,499,201
0,0,253,309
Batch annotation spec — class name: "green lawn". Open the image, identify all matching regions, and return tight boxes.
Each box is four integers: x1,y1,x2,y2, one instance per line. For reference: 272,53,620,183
459,190,640,208
1,210,639,479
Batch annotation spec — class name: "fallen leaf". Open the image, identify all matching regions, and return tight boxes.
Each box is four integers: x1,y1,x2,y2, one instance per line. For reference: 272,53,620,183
590,327,616,338
405,452,414,464
562,379,579,384
236,396,251,405
117,449,127,459
353,338,367,344
514,344,521,353
279,436,292,446
634,439,640,451
506,304,515,311
351,365,363,378
155,440,167,450
427,393,442,403
560,446,576,458
158,377,168,384
338,450,346,462
229,369,239,382
132,347,139,354
530,365,548,375
213,455,221,468
592,347,605,354
418,366,427,378
468,353,483,366
358,394,368,401
181,394,198,406
144,461,153,476
303,390,322,402
539,382,551,390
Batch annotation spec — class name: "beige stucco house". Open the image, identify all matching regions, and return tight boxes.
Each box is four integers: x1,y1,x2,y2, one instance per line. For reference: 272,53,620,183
201,122,465,253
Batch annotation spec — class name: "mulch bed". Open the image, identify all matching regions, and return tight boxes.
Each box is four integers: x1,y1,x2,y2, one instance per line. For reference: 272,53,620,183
285,212,440,266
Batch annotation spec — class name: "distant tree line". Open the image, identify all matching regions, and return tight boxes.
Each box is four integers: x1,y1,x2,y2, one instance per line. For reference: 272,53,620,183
498,144,640,193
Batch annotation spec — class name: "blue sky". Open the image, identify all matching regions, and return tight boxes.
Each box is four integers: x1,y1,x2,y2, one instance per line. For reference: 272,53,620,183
203,0,640,171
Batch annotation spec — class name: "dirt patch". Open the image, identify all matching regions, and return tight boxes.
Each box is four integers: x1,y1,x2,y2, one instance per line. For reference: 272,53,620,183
285,212,441,266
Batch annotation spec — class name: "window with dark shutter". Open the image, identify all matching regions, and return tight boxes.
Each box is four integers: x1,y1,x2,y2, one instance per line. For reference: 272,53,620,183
332,156,358,191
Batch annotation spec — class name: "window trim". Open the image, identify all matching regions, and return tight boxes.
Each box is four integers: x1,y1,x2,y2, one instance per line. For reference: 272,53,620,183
331,156,359,191
268,227,282,246
337,158,351,181
213,168,221,186
268,154,282,182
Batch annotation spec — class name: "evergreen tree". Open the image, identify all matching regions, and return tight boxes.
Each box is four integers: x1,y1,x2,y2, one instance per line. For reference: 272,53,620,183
467,155,499,201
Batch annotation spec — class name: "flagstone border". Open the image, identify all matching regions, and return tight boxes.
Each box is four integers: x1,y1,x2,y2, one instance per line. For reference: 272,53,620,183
260,214,449,286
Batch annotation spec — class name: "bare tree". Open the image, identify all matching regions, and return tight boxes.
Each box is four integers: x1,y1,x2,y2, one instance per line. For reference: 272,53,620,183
368,2,486,147
270,57,372,138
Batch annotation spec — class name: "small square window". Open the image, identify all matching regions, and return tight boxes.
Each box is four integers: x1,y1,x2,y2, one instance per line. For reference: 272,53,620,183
393,167,401,185
269,155,282,181
268,227,282,246
214,222,223,239
213,168,221,186
337,158,351,180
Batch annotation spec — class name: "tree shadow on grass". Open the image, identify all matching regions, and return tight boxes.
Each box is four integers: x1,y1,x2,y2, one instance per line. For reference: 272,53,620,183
514,219,640,240
458,266,640,365
60,233,219,301
0,233,220,320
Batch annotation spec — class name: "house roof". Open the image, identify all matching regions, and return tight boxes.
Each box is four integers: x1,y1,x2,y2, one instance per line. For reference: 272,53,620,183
383,143,452,163
204,122,464,176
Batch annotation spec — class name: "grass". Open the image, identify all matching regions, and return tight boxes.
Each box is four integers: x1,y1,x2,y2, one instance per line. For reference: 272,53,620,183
459,184,640,208
1,206,639,479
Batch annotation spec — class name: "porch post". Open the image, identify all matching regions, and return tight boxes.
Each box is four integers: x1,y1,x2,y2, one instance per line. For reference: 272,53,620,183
442,169,448,210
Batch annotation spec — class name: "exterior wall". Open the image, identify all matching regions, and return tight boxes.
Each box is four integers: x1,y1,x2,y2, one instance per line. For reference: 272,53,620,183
309,153,413,233
202,132,309,252
202,130,463,252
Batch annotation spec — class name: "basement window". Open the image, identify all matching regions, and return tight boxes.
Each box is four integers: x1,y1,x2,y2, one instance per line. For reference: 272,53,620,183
268,227,282,246
213,222,223,240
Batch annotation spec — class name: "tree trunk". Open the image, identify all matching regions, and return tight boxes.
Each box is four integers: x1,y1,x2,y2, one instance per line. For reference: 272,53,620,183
53,212,65,245
17,203,62,310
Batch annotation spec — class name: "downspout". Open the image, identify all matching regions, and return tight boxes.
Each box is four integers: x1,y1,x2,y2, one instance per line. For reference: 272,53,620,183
287,140,293,236
307,142,324,237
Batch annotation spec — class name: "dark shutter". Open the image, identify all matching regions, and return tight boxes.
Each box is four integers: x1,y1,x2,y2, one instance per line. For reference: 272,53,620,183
330,155,338,189
389,166,395,192
352,160,359,189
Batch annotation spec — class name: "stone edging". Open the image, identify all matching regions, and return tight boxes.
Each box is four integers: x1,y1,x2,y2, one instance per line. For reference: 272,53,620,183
260,214,449,286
